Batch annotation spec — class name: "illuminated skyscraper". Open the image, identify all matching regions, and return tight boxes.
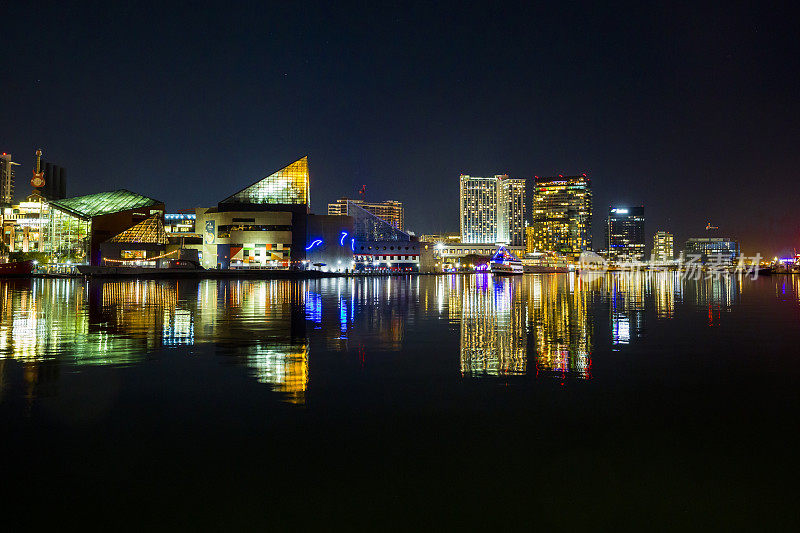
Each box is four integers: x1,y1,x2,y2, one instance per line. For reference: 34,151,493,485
459,174,525,245
0,153,20,206
497,176,526,246
606,206,645,262
328,197,403,230
653,230,674,261
530,174,592,258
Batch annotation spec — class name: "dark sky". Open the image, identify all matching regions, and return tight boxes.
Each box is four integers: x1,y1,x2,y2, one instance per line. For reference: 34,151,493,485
2,1,799,255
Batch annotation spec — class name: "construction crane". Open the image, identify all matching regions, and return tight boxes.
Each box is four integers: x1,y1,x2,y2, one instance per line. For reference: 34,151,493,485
31,149,45,189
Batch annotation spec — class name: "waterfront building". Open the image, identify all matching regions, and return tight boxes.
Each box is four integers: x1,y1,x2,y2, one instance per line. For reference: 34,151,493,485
328,198,404,230
0,153,20,207
352,240,434,273
99,214,170,264
606,206,645,262
1,192,50,253
419,232,460,245
497,176,526,246
433,242,526,268
459,174,525,245
197,156,354,271
653,231,674,261
684,237,740,264
45,189,165,265
198,156,310,268
530,174,592,258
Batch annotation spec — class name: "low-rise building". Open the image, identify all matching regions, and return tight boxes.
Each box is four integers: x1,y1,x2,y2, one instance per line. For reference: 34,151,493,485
684,237,740,264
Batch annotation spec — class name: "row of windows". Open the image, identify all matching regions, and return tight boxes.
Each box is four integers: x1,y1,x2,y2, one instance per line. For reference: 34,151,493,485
354,255,418,261
358,245,418,251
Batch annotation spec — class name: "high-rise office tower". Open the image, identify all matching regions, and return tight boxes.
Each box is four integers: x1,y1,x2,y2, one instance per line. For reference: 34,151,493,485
459,174,525,245
530,174,592,258
653,231,674,261
38,158,67,201
497,176,526,246
328,198,404,230
606,206,645,261
0,153,20,206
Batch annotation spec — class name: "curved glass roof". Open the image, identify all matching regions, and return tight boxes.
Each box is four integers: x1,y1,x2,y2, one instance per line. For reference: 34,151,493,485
49,189,162,219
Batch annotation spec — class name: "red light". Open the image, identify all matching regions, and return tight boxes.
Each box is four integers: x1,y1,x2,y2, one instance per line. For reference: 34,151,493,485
582,173,587,177
558,174,563,177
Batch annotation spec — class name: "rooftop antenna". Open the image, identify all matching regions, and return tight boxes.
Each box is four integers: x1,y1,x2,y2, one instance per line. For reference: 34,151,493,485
358,184,366,201
705,221,719,231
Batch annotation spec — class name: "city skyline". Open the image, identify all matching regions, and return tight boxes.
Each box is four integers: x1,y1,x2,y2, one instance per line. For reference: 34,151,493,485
2,3,798,256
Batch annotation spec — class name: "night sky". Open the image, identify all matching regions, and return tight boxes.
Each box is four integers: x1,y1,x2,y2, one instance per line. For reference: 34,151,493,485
2,1,798,255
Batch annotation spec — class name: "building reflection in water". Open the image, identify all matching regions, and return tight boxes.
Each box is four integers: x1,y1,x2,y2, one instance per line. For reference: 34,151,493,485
0,279,310,404
454,274,527,376
0,272,759,400
527,273,593,379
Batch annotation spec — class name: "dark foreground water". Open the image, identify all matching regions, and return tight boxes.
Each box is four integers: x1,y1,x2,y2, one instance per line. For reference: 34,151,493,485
1,273,798,529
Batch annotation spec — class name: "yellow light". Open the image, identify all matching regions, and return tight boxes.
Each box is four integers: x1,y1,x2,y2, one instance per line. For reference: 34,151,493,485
103,249,179,263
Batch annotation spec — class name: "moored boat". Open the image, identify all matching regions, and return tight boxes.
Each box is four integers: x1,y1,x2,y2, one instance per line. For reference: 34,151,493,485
489,247,523,275
0,260,35,277
522,252,570,273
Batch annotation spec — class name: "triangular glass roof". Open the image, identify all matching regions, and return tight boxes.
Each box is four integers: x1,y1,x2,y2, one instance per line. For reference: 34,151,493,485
107,214,169,244
349,201,410,242
50,189,162,219
221,156,309,206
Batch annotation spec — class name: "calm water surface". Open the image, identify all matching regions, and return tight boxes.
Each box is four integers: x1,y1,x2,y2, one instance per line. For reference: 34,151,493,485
1,274,798,528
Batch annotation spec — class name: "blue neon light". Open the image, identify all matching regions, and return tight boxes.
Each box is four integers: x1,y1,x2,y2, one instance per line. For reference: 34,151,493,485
305,239,323,251
340,231,348,246
350,238,355,251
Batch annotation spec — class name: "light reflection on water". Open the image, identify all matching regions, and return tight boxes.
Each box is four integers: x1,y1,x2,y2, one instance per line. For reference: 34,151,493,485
0,273,788,404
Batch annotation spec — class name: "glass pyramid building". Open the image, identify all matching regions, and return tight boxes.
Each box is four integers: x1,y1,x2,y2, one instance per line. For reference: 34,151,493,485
107,214,169,244
349,201,410,242
220,156,309,207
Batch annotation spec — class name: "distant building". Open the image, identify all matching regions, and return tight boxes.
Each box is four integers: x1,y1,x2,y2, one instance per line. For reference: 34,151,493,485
0,153,20,206
653,231,674,261
459,174,525,245
497,176,525,246
419,232,461,245
530,174,592,258
37,158,67,201
606,206,645,262
328,198,404,230
433,242,526,263
1,192,49,253
684,237,740,264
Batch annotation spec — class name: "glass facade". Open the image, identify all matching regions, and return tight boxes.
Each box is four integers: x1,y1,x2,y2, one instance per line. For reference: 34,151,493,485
530,175,592,258
460,175,498,244
49,189,162,218
221,156,309,207
108,215,169,244
350,201,410,242
497,177,525,246
46,208,91,262
684,237,740,264
606,206,645,262
653,231,674,261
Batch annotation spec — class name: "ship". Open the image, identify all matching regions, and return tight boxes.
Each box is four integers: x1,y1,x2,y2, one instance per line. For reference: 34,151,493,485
521,252,570,273
0,260,35,277
77,258,205,277
489,246,523,275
